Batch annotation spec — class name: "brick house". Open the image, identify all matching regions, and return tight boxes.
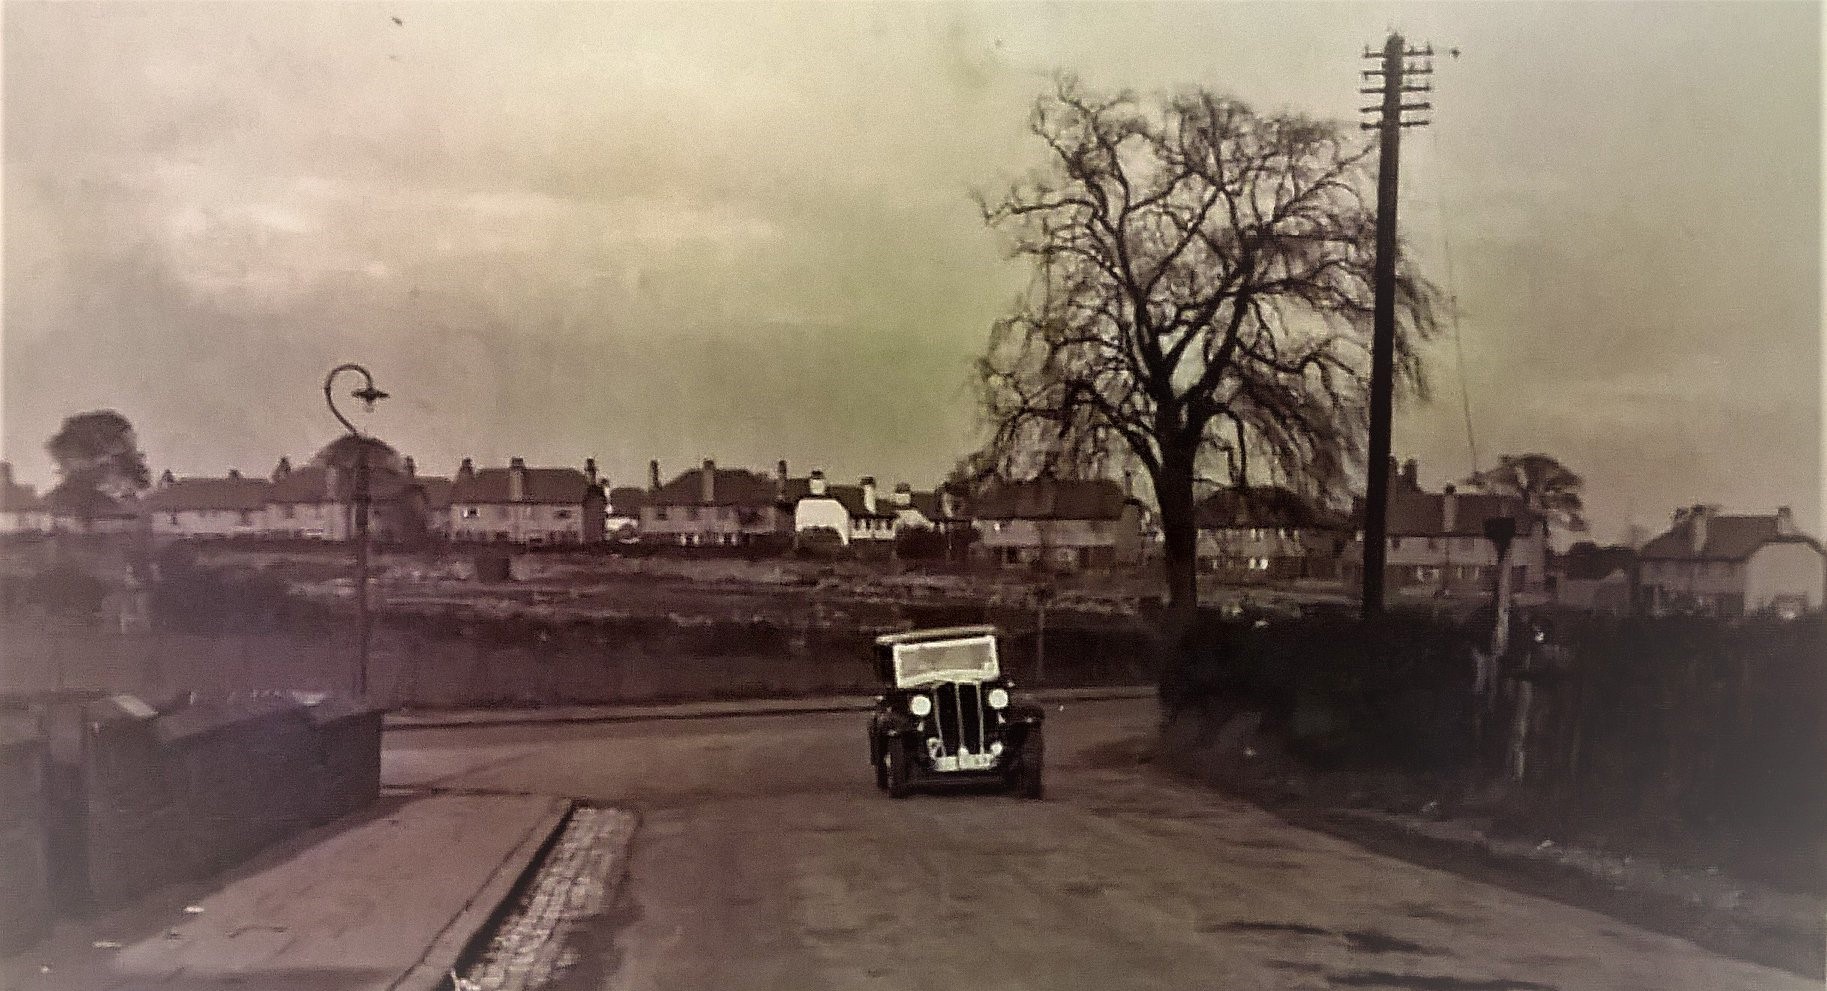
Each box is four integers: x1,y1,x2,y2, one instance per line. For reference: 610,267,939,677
448,457,606,545
0,462,49,534
639,459,795,547
1195,486,1346,581
264,456,428,542
1636,505,1824,616
972,478,1144,570
144,469,271,538
407,458,455,541
892,483,972,536
1339,460,1549,595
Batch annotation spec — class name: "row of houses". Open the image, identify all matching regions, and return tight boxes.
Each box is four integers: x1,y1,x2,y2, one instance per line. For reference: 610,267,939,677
1557,505,1824,618
628,459,1140,568
0,456,610,546
5,451,1820,613
0,454,1147,566
1188,458,1824,616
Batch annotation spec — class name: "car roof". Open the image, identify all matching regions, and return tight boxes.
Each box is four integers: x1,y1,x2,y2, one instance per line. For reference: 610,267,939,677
872,625,999,648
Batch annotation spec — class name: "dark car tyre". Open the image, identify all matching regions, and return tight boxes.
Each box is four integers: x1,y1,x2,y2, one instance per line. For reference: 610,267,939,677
883,740,913,799
871,730,887,790
1014,727,1045,800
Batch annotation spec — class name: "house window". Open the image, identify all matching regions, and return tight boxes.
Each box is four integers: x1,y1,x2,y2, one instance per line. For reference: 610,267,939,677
655,507,669,521
168,513,180,526
1426,538,1438,551
282,505,296,520
686,507,699,522
238,511,253,526
555,509,573,520
462,507,480,519
1391,537,1402,550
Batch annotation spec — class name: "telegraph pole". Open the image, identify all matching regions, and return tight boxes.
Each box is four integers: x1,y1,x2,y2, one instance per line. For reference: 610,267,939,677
1359,33,1432,618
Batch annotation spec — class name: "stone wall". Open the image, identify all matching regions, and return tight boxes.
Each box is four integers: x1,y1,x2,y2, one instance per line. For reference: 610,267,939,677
12,692,382,916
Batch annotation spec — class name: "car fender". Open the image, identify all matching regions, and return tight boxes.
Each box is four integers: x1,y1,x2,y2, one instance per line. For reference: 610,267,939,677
875,709,921,738
1005,702,1045,726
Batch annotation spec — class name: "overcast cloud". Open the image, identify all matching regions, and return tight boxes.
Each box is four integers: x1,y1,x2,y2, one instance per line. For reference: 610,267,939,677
3,1,1820,542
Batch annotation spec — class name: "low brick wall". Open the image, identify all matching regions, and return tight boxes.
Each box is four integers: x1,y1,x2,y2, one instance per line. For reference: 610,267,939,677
0,715,51,952
24,692,382,914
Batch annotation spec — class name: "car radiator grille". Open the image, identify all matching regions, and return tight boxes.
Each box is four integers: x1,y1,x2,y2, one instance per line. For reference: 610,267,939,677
932,682,990,756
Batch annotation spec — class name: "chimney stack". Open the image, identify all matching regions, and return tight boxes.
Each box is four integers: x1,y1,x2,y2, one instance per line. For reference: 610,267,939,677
457,457,475,483
892,482,912,508
1776,505,1795,537
1690,504,1710,555
1401,458,1419,491
584,458,598,485
809,470,828,497
509,457,527,502
403,456,416,478
700,459,716,503
227,468,241,480
649,459,661,492
159,469,176,488
776,459,789,501
324,466,341,501
1442,483,1457,533
940,487,957,520
861,476,877,515
0,461,11,491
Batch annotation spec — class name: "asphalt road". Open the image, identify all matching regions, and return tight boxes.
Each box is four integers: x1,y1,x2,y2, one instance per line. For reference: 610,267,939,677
384,699,1811,991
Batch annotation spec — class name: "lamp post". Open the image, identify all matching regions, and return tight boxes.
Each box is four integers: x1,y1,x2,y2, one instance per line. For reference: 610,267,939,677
324,364,388,699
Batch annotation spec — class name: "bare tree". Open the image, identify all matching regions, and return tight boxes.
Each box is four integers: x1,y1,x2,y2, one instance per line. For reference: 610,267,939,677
974,76,1436,641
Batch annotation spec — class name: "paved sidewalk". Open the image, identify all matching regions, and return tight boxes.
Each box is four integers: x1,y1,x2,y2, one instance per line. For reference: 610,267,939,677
1,793,569,991
386,685,1156,731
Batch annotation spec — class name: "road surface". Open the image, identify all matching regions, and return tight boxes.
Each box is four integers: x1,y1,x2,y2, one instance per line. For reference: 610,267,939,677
384,698,1810,991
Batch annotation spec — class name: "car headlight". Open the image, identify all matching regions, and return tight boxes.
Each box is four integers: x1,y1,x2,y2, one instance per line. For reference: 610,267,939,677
908,694,933,717
987,688,1009,710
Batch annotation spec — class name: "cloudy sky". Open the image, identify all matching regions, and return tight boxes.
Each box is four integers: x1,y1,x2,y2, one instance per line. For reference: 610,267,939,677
3,1,1820,542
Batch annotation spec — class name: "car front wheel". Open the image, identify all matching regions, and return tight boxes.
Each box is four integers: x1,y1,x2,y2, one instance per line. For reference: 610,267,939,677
1012,728,1044,800
883,740,913,799
870,729,887,790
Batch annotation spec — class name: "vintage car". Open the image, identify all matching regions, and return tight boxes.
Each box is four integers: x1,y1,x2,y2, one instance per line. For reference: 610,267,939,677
867,625,1045,799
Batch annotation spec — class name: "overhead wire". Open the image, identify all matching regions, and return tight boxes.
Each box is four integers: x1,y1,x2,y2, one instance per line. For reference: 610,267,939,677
1428,121,1481,478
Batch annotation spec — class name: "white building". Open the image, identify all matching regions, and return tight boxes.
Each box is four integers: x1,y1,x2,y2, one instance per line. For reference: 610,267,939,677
1637,505,1824,616
792,472,897,545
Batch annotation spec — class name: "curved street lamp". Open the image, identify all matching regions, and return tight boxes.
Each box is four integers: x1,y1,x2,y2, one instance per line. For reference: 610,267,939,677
324,364,388,699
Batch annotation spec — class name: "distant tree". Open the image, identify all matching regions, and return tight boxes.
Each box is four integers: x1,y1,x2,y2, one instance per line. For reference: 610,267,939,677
943,450,1003,499
972,76,1437,642
309,435,404,475
45,410,150,522
794,526,846,560
895,526,950,561
1464,453,1588,539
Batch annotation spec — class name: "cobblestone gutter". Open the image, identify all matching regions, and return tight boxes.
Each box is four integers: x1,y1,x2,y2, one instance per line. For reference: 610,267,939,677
452,806,639,991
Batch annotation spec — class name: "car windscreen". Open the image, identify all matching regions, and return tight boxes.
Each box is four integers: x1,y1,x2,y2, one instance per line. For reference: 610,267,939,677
893,635,999,686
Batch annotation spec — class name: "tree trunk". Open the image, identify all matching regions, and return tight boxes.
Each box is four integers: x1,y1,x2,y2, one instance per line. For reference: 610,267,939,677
1154,445,1201,704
